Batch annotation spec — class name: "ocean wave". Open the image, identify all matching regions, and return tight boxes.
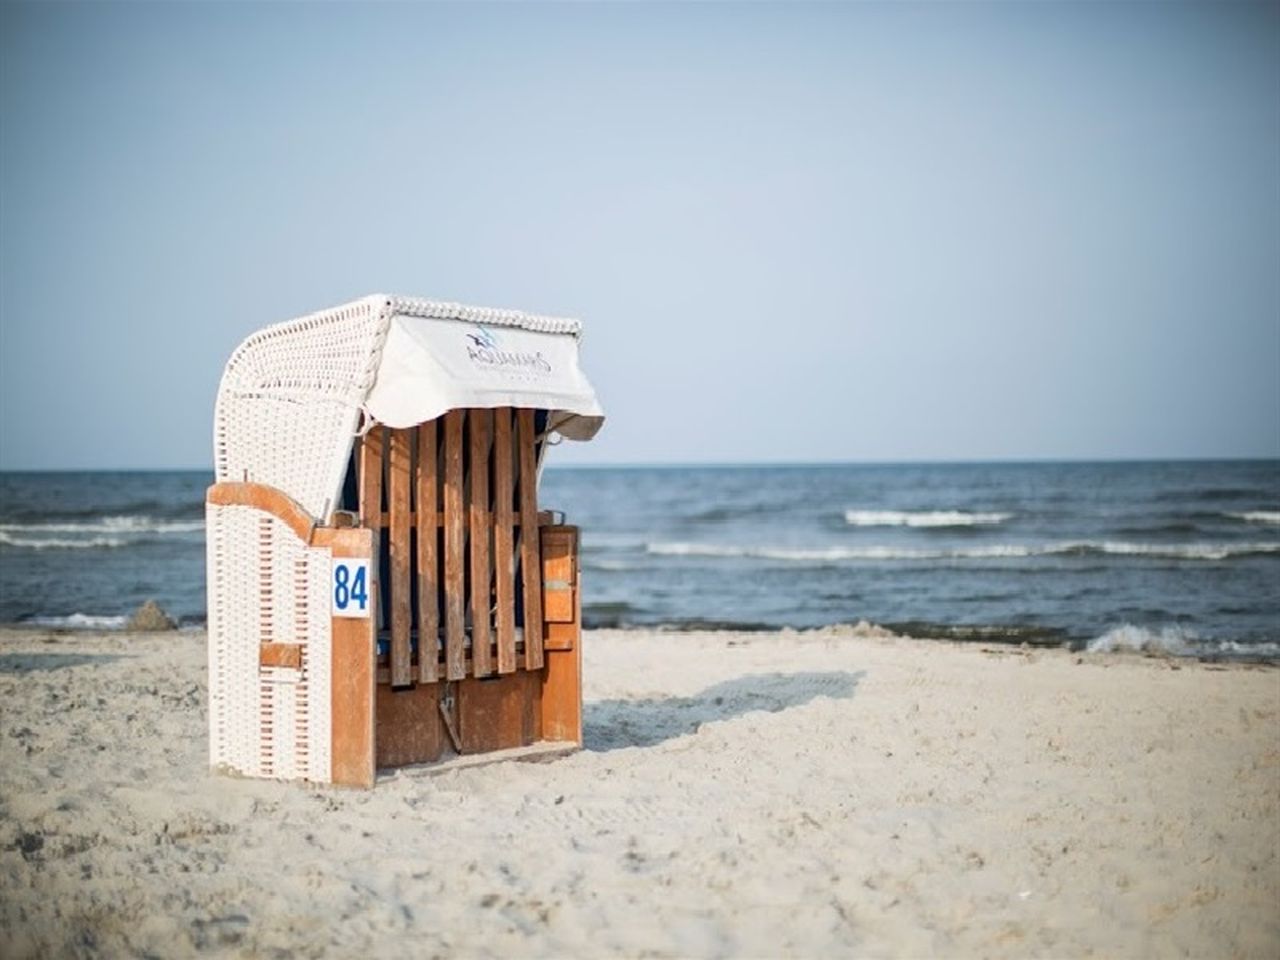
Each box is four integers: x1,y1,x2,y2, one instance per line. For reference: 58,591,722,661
582,558,640,572
0,499,204,525
688,504,773,523
646,540,1280,563
1061,541,1280,561
1086,625,1280,659
0,515,204,550
1112,522,1203,537
647,542,1035,561
581,533,649,553
844,510,1011,528
582,601,644,628
890,620,1068,645
0,516,204,535
23,613,129,630
0,532,131,550
1226,511,1280,526
1155,487,1260,503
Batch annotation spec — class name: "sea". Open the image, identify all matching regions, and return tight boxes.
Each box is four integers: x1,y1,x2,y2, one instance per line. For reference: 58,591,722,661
1,461,1277,660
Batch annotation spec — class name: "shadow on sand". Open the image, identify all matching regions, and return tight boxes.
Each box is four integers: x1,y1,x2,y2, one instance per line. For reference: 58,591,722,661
0,652,124,674
584,669,864,752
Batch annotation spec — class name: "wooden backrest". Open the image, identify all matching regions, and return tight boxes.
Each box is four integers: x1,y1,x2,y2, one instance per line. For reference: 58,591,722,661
356,408,545,686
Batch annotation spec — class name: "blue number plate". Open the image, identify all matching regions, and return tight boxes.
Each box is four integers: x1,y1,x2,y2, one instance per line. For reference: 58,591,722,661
331,558,371,618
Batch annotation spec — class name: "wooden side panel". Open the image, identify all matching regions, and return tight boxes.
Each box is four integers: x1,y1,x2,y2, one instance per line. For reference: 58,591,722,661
416,419,439,683
376,683,446,768
541,631,582,745
469,409,493,677
517,410,544,671
458,672,542,754
443,410,466,681
492,409,517,675
388,428,413,687
542,526,578,627
319,526,377,788
540,525,580,743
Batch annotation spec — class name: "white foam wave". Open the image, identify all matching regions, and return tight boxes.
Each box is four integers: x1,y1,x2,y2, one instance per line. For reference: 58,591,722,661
646,541,1280,563
0,516,204,535
844,510,1012,528
646,542,1036,561
1227,511,1280,525
0,515,203,549
0,532,130,550
25,613,129,630
1066,541,1280,561
1087,625,1198,656
1087,625,1280,659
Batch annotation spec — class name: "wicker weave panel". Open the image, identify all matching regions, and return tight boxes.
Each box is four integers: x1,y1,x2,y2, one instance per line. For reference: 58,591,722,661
214,296,390,521
207,503,332,783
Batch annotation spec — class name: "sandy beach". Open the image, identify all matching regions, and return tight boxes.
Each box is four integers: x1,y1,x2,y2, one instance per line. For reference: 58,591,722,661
1,625,1277,958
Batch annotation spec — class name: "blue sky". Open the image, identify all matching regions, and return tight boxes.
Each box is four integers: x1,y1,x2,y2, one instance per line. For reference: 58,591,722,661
1,1,1276,469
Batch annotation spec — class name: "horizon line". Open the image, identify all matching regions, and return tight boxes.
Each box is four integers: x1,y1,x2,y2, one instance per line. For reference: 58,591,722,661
1,454,1278,473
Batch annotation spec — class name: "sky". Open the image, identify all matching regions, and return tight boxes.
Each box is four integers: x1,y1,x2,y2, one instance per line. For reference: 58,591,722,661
1,1,1277,469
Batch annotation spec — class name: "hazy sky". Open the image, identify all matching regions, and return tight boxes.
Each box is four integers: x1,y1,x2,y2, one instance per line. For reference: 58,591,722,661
1,1,1277,469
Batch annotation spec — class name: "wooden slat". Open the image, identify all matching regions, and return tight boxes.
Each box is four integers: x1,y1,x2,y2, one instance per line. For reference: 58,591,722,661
388,428,412,687
443,410,466,681
468,409,494,677
492,408,517,674
358,426,385,633
358,426,384,529
517,409,544,671
416,419,439,683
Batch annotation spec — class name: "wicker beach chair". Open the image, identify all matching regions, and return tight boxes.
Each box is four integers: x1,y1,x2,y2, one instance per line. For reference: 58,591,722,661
206,295,604,787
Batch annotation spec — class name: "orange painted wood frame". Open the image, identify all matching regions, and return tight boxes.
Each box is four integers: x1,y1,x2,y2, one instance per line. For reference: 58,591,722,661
207,482,317,541
316,524,377,788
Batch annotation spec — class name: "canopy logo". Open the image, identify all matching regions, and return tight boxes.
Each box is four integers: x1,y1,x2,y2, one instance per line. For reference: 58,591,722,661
465,325,552,375
466,326,499,350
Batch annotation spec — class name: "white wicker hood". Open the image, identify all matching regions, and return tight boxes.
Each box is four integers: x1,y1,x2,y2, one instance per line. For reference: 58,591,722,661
214,294,605,521
365,308,604,441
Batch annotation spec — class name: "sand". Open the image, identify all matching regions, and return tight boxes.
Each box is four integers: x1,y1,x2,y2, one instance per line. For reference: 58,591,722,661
1,625,1277,958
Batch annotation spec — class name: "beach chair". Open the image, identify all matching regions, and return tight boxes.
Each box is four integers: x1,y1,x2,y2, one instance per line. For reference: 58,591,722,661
205,295,605,786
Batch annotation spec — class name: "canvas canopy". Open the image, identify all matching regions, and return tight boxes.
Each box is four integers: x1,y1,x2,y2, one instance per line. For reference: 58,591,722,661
214,295,604,521
366,311,604,440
